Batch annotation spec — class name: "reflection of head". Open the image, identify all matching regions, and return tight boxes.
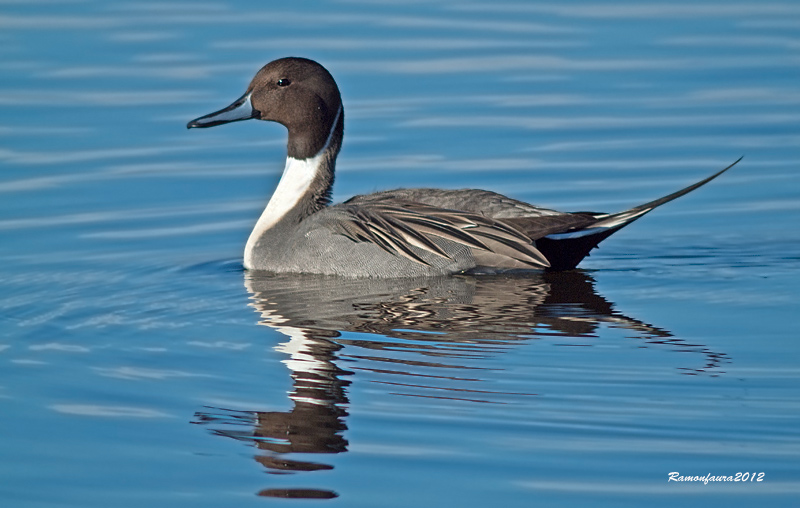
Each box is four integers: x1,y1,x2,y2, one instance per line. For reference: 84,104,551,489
193,328,351,476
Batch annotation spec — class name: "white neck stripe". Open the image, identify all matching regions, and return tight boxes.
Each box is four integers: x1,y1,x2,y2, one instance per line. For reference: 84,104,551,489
243,104,342,269
322,104,342,152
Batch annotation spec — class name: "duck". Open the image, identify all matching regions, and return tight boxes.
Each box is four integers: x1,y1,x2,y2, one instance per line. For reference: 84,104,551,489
187,57,739,277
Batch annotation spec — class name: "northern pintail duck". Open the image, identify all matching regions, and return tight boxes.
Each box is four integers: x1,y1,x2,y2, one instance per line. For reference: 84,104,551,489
188,57,739,277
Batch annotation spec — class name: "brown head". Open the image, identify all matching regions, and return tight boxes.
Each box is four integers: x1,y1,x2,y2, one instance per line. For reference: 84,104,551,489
188,57,343,160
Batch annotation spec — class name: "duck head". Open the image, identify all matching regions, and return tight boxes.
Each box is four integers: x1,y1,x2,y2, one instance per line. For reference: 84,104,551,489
187,57,343,160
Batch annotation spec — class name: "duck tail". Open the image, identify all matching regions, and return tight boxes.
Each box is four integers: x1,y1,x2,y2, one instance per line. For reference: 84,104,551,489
536,157,742,271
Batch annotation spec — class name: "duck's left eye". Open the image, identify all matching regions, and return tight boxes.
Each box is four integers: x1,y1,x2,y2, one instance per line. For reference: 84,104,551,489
277,78,291,87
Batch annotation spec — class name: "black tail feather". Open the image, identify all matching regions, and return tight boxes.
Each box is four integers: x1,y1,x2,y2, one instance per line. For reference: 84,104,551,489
537,229,617,271
605,156,742,222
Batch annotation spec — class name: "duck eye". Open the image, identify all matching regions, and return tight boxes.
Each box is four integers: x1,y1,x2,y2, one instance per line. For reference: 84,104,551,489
277,78,291,87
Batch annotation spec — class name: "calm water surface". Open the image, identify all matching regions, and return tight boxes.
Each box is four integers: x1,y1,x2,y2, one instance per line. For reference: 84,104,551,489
2,1,799,506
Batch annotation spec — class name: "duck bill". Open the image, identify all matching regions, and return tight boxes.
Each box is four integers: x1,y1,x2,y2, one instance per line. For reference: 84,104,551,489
187,92,260,129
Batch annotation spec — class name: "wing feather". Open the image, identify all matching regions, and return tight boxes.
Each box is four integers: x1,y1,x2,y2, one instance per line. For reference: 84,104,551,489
323,201,550,269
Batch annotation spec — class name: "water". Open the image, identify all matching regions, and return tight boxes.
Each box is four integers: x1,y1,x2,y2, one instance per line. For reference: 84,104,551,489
2,1,799,506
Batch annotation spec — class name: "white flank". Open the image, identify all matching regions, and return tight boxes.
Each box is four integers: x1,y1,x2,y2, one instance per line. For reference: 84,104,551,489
243,105,342,269
545,208,653,240
591,207,651,229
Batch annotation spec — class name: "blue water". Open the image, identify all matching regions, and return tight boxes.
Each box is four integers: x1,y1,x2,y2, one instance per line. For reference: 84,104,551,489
2,1,800,507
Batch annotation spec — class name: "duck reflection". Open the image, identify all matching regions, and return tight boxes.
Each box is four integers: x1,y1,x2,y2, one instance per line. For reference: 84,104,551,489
193,270,728,499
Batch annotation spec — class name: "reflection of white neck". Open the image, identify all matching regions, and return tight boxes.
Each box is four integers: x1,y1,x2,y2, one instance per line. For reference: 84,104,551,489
274,327,330,377
253,304,329,375
243,105,342,270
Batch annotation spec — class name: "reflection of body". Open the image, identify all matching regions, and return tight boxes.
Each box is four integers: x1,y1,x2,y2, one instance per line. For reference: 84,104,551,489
193,271,729,498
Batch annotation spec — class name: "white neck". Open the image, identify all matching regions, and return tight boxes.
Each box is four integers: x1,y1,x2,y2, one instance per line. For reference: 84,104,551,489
243,104,342,270
243,153,324,268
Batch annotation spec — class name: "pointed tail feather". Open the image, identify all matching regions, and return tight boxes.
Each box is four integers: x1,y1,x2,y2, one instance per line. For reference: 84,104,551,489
590,156,742,230
539,157,742,270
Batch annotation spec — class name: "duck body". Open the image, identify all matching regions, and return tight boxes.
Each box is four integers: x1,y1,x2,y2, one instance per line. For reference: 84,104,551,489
188,57,738,277
247,187,561,277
